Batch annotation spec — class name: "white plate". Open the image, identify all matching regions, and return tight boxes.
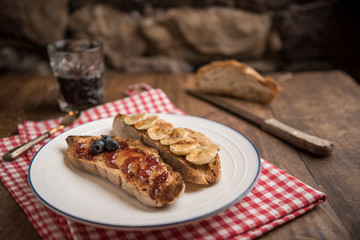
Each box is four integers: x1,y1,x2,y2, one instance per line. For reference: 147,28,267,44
29,114,260,230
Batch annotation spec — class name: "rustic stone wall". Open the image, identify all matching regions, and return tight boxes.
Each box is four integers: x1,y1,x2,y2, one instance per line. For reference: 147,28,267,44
0,0,359,81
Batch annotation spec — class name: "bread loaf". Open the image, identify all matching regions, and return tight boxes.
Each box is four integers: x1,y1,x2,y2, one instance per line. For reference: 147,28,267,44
195,60,281,103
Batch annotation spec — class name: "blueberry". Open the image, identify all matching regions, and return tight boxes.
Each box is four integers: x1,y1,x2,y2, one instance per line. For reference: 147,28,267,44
97,135,120,152
105,139,120,152
100,135,112,142
91,139,105,154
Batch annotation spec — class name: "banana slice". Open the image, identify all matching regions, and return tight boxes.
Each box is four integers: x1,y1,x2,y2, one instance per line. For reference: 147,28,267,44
170,140,198,155
147,120,174,140
189,131,220,151
124,112,148,125
134,115,159,130
186,146,218,165
160,128,190,145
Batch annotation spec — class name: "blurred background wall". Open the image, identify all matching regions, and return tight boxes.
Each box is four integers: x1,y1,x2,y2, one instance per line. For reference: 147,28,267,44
0,0,359,82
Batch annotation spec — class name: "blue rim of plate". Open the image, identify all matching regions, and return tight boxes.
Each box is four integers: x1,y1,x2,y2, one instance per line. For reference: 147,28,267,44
28,114,261,230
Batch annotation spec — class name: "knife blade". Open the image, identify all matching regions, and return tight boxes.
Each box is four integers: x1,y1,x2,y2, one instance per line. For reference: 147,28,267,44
187,90,334,156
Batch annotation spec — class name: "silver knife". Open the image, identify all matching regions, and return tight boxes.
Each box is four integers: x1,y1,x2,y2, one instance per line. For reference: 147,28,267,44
2,110,81,161
187,90,334,156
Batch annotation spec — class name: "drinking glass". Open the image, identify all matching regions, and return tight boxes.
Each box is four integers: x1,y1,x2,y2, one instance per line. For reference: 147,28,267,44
47,39,104,112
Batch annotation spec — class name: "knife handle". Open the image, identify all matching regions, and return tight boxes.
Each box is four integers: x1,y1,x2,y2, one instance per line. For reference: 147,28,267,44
261,118,334,156
2,132,50,161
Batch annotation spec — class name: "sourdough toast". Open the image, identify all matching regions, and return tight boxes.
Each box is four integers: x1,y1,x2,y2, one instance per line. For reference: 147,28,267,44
65,135,185,207
113,113,221,185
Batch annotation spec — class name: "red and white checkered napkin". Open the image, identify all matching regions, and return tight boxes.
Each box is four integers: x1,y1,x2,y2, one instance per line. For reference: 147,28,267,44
0,87,326,240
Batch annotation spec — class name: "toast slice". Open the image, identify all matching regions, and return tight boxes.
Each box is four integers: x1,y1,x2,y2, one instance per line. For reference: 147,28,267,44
194,60,281,103
65,135,185,207
113,113,221,185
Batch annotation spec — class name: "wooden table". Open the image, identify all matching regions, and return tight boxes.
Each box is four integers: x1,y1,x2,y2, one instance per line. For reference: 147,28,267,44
0,70,359,239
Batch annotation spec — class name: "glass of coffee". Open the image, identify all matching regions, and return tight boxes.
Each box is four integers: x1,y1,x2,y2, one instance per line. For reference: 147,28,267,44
47,39,104,112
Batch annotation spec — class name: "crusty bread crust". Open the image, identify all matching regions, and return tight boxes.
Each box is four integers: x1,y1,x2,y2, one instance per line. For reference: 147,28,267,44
113,114,221,185
195,60,281,103
65,136,185,207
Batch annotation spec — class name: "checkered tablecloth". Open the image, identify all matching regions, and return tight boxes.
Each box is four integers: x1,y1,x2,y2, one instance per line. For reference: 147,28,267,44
0,86,326,240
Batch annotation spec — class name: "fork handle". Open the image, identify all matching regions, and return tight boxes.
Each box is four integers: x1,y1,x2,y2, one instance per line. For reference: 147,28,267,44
2,132,50,161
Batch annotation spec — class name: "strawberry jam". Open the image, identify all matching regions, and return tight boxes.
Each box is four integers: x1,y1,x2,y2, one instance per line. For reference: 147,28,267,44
103,151,118,169
121,151,169,200
75,142,94,160
75,138,170,200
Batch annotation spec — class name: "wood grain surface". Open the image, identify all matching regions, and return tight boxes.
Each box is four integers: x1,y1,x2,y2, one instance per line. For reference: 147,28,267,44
0,70,359,239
